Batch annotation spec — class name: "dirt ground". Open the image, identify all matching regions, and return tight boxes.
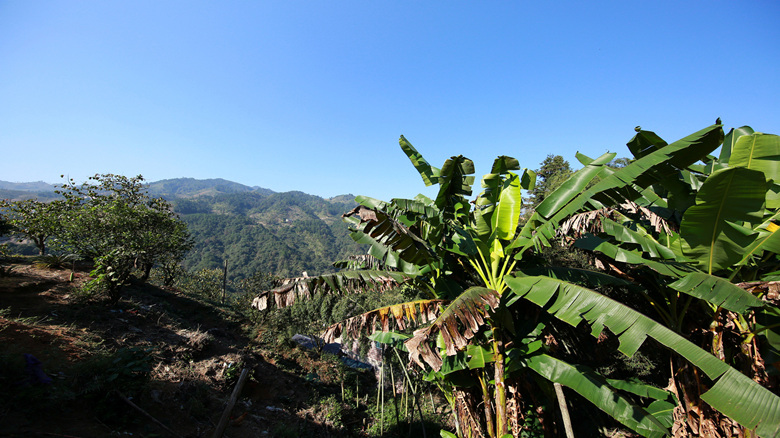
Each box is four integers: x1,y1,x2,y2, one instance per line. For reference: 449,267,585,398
0,260,383,438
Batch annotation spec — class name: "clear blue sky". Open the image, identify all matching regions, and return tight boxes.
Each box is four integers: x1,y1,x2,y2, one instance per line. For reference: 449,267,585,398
1,1,778,201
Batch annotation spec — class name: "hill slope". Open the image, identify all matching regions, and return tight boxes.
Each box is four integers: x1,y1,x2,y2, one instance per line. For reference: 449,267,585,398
0,260,410,437
1,178,363,280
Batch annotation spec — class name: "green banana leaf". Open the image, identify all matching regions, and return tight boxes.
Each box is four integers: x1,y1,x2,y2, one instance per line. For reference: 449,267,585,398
532,151,616,219
492,171,529,241
728,132,780,208
474,156,520,238
738,217,780,266
719,126,756,164
517,124,724,254
574,234,697,278
600,217,678,260
701,367,780,438
505,275,780,438
524,354,669,437
668,272,765,313
680,167,766,274
626,129,668,159
435,155,475,216
645,399,676,428
605,378,674,402
465,344,495,369
345,205,436,273
515,266,634,288
399,135,440,187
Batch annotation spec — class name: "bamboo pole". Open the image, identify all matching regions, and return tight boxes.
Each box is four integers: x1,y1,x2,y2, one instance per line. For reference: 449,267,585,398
211,367,250,438
221,259,228,303
554,382,575,438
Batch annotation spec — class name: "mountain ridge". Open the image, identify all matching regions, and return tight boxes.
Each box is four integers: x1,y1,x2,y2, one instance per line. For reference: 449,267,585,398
0,177,354,201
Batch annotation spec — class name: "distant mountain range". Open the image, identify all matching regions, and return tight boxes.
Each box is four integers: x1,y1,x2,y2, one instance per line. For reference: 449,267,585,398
0,181,57,192
0,177,276,197
1,178,362,280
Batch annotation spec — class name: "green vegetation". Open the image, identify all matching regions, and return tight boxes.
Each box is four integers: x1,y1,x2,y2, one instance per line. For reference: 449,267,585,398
53,174,193,302
254,122,780,438
2,122,779,437
0,198,66,255
176,190,363,280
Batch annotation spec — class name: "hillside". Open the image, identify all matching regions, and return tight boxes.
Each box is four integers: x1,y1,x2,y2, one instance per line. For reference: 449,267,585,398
146,178,276,198
1,177,363,281
0,259,446,437
175,191,362,280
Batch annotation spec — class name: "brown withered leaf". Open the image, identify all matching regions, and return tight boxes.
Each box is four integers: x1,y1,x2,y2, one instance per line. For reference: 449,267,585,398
404,287,500,370
320,299,445,343
557,200,675,239
250,270,405,311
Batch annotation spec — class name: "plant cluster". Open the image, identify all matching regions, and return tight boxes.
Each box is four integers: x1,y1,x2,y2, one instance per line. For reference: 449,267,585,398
252,122,780,438
1,174,193,302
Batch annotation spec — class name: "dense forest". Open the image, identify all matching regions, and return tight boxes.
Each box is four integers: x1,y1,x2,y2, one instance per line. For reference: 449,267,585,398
173,191,362,279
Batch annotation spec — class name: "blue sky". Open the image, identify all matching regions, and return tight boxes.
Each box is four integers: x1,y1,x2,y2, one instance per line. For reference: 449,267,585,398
1,1,778,201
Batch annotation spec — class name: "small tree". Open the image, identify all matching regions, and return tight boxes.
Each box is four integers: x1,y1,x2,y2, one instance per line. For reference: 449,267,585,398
527,154,572,210
56,174,192,302
0,198,65,255
0,213,12,258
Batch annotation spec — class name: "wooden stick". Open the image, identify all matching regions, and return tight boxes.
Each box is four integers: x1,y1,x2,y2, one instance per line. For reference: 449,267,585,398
554,382,575,438
211,367,250,438
116,391,182,438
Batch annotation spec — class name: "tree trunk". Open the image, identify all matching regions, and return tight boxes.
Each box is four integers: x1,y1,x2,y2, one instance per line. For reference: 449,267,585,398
140,262,153,283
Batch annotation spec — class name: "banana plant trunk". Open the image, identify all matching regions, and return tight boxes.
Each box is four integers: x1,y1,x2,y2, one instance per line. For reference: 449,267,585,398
492,327,508,437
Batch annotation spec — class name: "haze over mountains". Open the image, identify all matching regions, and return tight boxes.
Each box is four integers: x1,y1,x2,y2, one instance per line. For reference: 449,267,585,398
0,178,363,281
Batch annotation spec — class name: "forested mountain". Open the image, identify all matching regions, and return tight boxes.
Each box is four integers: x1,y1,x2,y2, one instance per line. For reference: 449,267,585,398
146,177,276,198
0,180,59,202
0,181,56,192
173,190,362,280
1,177,363,281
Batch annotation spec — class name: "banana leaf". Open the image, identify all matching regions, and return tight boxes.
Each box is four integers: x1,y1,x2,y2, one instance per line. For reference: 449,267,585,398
435,155,475,216
668,272,765,313
728,132,780,208
251,269,408,311
399,135,440,187
680,167,766,274
524,354,670,437
600,217,678,260
405,287,500,370
345,205,436,272
574,234,697,278
505,275,780,437
323,299,444,343
719,126,756,165
516,266,634,288
517,124,724,254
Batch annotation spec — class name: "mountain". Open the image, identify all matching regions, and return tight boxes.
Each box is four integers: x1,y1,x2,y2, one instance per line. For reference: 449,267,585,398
146,178,276,198
172,189,362,280
0,181,57,192
0,181,60,202
1,177,363,281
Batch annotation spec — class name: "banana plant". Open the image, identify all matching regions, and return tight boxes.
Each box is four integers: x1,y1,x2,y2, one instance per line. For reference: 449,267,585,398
513,123,780,437
252,135,678,437
348,138,679,437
